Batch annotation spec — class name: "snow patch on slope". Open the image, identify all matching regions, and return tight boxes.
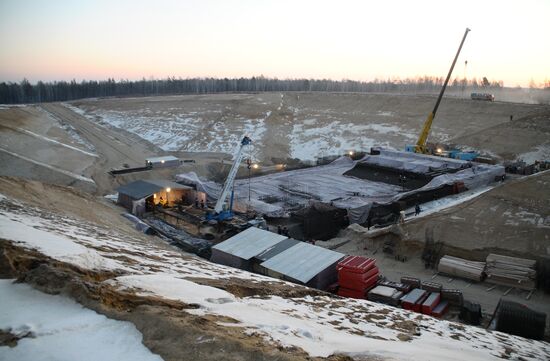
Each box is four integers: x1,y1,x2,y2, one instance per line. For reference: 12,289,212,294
517,143,550,164
0,279,162,361
109,274,550,360
1,193,549,360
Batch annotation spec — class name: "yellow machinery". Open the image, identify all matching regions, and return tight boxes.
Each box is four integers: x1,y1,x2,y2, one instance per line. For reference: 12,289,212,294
406,28,471,154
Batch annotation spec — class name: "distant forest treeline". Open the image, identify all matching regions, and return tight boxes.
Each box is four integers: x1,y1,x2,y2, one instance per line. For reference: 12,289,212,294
0,75,527,104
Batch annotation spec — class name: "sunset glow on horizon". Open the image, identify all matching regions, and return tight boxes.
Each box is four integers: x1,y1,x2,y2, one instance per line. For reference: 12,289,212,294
1,0,548,87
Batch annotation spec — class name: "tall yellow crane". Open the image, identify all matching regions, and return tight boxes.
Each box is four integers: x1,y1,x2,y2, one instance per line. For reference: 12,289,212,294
406,28,471,154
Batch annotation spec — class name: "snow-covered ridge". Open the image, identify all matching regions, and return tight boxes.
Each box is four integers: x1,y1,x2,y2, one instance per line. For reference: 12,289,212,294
1,194,549,360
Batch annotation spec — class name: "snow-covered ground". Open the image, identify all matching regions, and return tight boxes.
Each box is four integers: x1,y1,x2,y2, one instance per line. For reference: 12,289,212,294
404,186,494,220
65,104,268,154
0,279,162,361
1,193,549,360
288,120,414,161
517,143,550,164
65,102,419,162
38,106,97,153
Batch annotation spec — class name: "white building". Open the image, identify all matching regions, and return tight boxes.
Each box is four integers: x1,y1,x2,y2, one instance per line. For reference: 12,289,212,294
146,156,180,169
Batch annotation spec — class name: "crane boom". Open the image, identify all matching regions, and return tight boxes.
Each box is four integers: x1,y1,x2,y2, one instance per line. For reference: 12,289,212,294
413,27,470,153
213,136,251,215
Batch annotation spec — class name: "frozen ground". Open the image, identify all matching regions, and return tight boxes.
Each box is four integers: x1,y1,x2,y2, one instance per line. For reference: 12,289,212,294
68,93,549,164
1,192,549,360
0,279,162,361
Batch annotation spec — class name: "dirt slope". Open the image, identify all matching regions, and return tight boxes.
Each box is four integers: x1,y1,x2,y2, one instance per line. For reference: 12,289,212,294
451,110,550,160
400,171,550,260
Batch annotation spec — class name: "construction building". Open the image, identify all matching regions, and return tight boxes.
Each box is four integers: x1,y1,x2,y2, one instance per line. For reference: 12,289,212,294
117,179,199,215
178,148,505,239
211,227,344,290
146,155,180,169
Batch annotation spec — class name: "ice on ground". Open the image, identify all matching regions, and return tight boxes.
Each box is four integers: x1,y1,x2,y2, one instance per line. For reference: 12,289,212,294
0,279,162,361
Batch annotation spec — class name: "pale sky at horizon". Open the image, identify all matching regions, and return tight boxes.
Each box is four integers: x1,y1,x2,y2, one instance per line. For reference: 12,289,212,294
0,0,548,87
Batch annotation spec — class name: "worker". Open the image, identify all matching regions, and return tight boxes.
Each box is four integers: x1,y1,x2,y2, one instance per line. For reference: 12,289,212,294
200,199,205,209
277,225,282,235
283,226,289,237
159,197,165,207
415,203,421,216
195,198,199,208
510,115,513,121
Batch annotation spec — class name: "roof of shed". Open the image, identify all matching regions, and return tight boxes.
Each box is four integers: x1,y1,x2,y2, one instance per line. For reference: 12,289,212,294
212,227,288,260
117,180,190,200
260,242,345,283
146,155,179,163
254,238,301,262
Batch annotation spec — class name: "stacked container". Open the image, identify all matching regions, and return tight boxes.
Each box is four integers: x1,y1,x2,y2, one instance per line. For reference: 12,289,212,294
337,255,379,299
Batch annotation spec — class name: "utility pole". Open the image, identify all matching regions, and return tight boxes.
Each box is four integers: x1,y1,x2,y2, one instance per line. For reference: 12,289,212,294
247,158,252,202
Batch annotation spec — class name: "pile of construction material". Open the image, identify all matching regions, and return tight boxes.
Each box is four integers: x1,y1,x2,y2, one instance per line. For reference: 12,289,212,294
485,254,537,291
401,289,428,312
398,288,449,317
337,256,379,299
495,300,547,340
367,286,403,306
438,255,486,282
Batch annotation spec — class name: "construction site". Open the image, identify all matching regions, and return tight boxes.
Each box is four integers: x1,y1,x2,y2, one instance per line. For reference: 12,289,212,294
1,25,550,361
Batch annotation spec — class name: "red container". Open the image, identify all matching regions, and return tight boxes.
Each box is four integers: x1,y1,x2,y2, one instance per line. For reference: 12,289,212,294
432,300,449,318
401,289,428,312
339,267,379,287
338,287,365,299
337,256,376,274
340,271,379,292
421,292,441,315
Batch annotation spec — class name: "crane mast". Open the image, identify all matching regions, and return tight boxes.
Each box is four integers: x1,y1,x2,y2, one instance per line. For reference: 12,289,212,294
411,28,471,154
209,136,251,220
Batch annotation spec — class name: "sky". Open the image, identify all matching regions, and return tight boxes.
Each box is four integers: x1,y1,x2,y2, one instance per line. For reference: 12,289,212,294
0,0,548,87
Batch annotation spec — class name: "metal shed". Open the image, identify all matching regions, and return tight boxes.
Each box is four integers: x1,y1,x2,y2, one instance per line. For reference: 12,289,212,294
210,227,288,271
146,155,180,169
260,242,345,290
117,179,193,214
251,238,301,274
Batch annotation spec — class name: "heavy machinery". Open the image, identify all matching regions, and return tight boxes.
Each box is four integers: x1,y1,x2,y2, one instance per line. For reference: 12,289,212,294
206,135,252,221
406,28,476,160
